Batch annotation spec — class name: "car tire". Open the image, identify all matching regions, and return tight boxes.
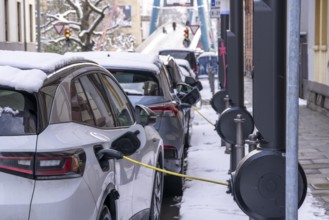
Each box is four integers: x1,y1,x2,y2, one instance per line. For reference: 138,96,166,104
184,115,191,149
149,160,164,220
98,205,112,220
164,150,186,196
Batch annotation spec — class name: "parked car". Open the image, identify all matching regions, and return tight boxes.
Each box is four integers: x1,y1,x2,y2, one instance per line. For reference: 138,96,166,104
0,50,164,220
197,52,219,78
68,52,201,195
159,55,202,91
175,58,197,80
159,55,203,148
158,48,198,77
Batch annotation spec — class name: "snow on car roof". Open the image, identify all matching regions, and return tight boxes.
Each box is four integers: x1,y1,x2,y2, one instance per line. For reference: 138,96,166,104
159,48,195,52
0,66,47,93
198,51,218,58
0,50,88,93
174,58,191,68
65,52,161,73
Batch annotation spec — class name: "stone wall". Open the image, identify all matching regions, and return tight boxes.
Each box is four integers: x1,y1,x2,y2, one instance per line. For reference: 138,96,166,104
306,80,329,117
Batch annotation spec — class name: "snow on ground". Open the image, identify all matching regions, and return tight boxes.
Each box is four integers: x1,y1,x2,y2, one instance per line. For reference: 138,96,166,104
179,78,329,219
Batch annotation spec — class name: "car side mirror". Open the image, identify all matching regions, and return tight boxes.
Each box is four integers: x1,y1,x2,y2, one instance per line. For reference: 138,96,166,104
194,81,203,91
184,77,203,91
177,83,201,106
135,104,157,127
185,76,196,85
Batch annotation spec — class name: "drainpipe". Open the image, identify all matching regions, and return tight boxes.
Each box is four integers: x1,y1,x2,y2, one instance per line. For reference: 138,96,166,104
37,0,41,52
23,0,27,51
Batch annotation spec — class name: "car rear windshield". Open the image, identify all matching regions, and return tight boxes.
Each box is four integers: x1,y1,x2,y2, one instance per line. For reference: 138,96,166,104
0,89,37,136
159,51,196,67
110,70,161,96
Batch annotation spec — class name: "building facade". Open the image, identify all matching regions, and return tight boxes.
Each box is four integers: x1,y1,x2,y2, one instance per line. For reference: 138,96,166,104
301,0,329,116
0,0,36,51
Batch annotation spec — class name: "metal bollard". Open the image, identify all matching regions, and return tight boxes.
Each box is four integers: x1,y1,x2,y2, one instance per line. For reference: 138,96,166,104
234,114,245,165
245,133,258,152
224,95,231,153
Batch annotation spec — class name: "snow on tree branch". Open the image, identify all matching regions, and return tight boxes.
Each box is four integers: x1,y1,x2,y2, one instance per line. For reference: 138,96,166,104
66,0,83,20
41,0,135,52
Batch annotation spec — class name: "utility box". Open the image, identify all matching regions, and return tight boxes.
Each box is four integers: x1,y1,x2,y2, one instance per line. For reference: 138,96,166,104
253,0,286,150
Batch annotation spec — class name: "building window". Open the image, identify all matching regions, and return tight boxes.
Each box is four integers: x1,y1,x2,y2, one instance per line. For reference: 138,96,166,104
29,4,33,42
315,0,328,47
17,2,22,42
4,0,9,41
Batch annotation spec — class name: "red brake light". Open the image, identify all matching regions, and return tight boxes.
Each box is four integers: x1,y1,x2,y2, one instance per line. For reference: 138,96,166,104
0,153,34,178
0,150,86,180
149,103,179,117
193,64,197,73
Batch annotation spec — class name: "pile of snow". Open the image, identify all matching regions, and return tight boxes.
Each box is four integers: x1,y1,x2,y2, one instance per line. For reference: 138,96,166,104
0,50,87,92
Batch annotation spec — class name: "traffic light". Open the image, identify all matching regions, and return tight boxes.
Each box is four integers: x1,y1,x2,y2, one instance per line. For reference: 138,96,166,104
184,28,189,39
65,28,70,41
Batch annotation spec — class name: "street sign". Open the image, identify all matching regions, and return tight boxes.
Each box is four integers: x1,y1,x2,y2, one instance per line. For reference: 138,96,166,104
189,25,200,35
220,0,230,14
210,9,221,18
211,0,220,8
53,23,64,35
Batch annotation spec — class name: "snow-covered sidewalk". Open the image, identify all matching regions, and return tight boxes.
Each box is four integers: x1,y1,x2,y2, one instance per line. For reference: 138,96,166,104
179,78,329,219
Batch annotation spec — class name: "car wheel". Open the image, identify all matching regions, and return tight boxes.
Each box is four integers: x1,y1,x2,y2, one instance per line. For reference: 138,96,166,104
149,160,163,220
184,115,191,148
99,205,112,220
164,149,187,196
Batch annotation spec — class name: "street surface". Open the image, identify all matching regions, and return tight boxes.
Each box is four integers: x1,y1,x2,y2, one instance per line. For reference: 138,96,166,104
161,77,329,219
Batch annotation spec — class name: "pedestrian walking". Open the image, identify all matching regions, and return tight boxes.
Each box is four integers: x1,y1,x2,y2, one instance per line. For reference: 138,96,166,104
172,22,176,31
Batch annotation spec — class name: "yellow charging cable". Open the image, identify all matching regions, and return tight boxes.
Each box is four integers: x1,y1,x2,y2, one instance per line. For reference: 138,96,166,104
123,156,229,186
191,106,215,126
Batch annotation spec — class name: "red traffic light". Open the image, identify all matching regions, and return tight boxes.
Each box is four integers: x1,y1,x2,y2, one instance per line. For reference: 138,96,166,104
184,28,189,39
65,28,70,40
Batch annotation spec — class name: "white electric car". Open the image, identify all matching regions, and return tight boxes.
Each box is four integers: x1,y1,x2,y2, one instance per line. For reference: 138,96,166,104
0,50,164,220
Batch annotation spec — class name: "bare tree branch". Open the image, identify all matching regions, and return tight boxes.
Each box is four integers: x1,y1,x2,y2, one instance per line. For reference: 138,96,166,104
79,4,109,38
66,0,83,20
49,37,84,47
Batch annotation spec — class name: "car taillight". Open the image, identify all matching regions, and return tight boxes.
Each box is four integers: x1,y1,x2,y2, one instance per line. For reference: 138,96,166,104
149,103,179,117
193,64,197,73
0,150,86,180
164,145,178,159
0,153,34,178
35,150,86,180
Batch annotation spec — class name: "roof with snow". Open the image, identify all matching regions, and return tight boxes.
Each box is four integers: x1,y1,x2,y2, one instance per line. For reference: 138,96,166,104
0,50,90,93
65,51,161,73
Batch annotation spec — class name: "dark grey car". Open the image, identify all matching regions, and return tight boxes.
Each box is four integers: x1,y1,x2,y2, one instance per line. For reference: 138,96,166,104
68,52,201,195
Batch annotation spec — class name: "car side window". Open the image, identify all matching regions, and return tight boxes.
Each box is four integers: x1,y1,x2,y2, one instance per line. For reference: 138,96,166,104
100,74,134,127
71,74,115,128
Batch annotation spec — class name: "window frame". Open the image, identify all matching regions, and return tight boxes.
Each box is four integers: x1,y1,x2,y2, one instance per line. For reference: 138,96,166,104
99,73,135,127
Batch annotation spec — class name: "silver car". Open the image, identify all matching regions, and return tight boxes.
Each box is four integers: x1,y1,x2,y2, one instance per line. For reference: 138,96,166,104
0,50,164,220
68,52,201,195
